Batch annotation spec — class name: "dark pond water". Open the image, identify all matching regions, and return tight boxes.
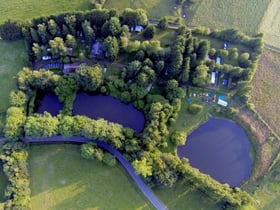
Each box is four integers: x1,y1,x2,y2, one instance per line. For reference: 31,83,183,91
35,93,63,116
177,118,252,187
73,93,145,133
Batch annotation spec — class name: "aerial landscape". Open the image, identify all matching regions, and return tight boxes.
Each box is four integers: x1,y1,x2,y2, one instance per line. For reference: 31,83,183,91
1,0,280,209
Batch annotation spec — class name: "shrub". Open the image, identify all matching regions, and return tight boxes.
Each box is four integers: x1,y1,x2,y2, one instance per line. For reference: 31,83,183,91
0,20,22,41
188,103,203,114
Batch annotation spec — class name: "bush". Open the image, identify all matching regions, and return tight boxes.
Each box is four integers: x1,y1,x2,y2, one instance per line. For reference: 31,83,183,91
188,103,203,114
0,20,22,41
143,25,156,39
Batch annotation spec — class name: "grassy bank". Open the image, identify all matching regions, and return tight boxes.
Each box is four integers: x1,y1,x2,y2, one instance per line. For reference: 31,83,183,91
0,0,91,23
28,144,153,210
189,0,270,34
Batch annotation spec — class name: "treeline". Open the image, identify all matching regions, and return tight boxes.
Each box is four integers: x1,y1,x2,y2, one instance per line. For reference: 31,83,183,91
0,142,30,210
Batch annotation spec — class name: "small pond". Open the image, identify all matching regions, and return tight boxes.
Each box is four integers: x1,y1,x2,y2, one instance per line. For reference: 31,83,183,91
35,92,63,116
177,118,252,187
73,93,145,133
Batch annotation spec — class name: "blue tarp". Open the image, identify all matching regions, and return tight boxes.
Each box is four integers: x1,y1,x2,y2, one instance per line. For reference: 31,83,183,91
219,95,226,100
186,97,192,102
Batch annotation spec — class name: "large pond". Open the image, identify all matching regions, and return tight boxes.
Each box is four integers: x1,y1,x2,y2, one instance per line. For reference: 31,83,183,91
73,93,145,133
35,92,63,116
177,118,252,187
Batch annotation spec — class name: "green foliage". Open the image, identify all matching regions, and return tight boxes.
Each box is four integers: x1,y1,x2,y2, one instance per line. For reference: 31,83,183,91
75,64,104,91
188,103,203,115
0,142,30,209
4,107,26,141
143,25,156,39
9,91,27,107
157,16,168,30
103,36,119,61
103,153,116,166
192,64,210,86
121,8,148,28
170,131,186,146
25,112,59,137
101,17,121,37
0,20,22,41
132,157,152,178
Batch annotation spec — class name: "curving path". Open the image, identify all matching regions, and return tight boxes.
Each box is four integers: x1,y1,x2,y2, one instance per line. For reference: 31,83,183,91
22,136,168,210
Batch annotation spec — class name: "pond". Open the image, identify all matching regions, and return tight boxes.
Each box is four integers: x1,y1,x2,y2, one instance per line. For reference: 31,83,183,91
35,92,63,116
177,118,252,187
73,93,145,133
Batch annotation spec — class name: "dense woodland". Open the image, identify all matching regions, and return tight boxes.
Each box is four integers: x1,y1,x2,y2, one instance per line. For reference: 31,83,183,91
0,7,263,209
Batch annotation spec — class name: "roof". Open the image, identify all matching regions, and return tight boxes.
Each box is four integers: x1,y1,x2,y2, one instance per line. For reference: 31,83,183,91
217,99,228,107
91,41,104,57
211,71,216,84
131,25,144,32
216,56,221,64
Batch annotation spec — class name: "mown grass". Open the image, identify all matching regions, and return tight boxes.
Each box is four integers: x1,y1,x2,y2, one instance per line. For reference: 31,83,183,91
0,40,27,135
0,0,91,23
249,49,280,137
188,0,270,34
28,144,153,210
154,180,218,210
259,0,280,48
104,0,180,19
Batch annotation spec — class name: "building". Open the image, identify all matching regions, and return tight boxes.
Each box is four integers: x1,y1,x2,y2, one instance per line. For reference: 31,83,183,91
211,71,217,84
216,56,221,64
217,99,228,107
131,25,144,32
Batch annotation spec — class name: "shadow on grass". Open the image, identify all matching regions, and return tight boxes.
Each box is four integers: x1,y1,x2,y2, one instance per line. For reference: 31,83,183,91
28,144,153,210
0,162,7,203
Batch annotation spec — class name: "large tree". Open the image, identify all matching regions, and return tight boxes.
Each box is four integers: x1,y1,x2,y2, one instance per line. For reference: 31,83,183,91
103,36,119,61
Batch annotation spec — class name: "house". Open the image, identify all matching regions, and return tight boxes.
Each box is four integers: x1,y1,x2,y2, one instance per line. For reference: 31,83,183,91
223,42,231,49
216,56,221,64
211,71,217,84
147,83,153,92
131,25,144,32
90,41,104,57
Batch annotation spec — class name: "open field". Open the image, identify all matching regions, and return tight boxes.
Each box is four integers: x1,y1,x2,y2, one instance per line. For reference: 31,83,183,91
0,0,91,23
105,0,180,20
250,49,280,137
259,0,280,48
189,0,270,35
28,144,153,210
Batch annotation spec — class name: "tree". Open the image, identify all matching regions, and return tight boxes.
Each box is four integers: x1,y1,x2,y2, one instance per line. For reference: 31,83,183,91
64,15,76,35
192,64,210,86
158,16,168,30
171,131,186,146
82,20,95,44
121,8,148,28
49,37,67,58
47,19,60,37
30,27,40,43
0,19,22,41
9,91,27,107
75,64,104,91
103,36,119,61
66,34,77,48
143,25,156,39
132,157,152,178
81,142,97,159
101,17,121,37
37,23,49,44
32,43,42,61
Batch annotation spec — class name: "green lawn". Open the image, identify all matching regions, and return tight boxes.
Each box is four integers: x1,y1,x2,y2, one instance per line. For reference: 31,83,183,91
154,181,218,210
188,0,270,35
28,144,154,210
0,40,27,135
0,0,91,23
104,0,180,19
259,0,280,48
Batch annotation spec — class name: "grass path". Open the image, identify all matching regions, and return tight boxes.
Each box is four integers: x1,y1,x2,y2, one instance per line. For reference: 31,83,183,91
28,144,153,210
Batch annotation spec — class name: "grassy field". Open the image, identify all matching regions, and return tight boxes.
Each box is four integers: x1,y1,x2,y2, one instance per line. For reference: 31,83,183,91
259,0,280,48
104,0,180,20
28,144,153,210
0,40,27,135
249,49,280,137
188,0,270,35
0,0,91,23
154,181,218,210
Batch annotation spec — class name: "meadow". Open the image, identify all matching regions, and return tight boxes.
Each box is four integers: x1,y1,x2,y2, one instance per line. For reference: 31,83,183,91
104,0,180,20
0,0,91,23
28,144,153,210
258,0,280,48
250,49,280,137
188,0,270,35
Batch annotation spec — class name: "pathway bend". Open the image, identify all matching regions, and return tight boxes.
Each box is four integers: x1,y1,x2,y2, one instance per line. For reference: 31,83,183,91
22,136,168,210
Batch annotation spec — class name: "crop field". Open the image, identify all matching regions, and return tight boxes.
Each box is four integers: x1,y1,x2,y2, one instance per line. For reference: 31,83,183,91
0,0,91,23
259,0,280,48
250,49,280,137
28,144,153,210
104,0,180,20
189,0,270,35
